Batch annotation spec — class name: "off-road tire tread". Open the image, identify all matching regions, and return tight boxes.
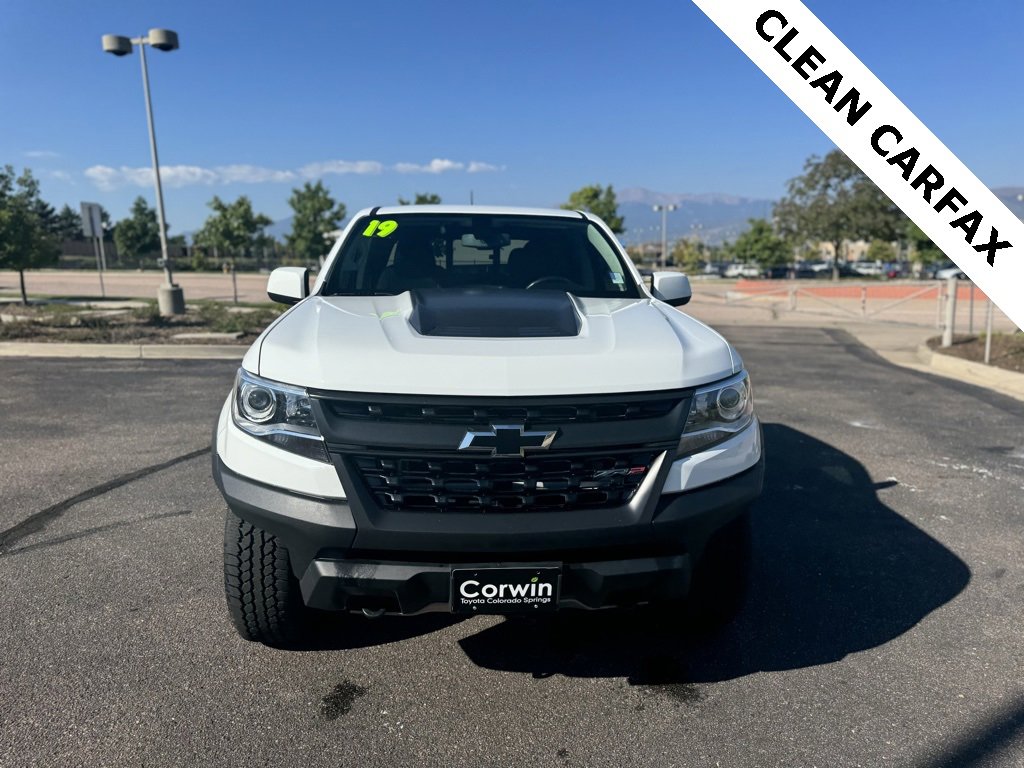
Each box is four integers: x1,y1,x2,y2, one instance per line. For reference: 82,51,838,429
223,510,302,646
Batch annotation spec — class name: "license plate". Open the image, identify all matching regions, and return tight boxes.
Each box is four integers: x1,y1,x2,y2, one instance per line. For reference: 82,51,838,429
451,567,560,614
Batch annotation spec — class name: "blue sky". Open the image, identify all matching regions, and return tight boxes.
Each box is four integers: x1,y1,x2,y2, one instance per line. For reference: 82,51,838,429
2,0,1022,234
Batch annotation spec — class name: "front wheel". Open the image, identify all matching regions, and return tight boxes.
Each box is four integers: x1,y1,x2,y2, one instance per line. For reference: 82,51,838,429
223,509,306,646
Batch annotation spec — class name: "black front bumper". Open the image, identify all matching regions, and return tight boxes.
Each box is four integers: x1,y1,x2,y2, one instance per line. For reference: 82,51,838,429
213,451,764,614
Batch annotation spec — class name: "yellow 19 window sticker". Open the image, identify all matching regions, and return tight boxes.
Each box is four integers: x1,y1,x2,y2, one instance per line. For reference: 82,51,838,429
362,219,398,238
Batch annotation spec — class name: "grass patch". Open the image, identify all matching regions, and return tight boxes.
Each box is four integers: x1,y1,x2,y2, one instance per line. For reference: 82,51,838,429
0,299,282,344
131,302,168,326
195,302,282,334
0,321,32,340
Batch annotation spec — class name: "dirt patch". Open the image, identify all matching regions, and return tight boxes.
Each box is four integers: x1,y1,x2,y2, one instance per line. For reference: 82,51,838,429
0,300,281,344
928,333,1024,374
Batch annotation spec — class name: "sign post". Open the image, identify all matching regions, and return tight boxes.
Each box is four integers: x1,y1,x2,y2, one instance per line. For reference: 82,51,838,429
80,202,106,298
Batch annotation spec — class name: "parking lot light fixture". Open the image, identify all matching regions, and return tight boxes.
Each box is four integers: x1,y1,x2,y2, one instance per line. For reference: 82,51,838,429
101,29,185,315
652,204,678,269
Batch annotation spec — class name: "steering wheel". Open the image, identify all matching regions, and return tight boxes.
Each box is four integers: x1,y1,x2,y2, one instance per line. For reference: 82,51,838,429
525,276,584,291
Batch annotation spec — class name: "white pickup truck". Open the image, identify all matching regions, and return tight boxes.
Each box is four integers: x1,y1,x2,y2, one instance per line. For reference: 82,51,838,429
213,205,763,645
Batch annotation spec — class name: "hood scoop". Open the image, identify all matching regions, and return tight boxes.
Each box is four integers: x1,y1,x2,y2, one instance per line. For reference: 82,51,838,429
409,288,581,338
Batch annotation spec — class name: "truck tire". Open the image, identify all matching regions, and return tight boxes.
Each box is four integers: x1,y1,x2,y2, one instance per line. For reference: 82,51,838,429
223,509,305,646
687,508,752,628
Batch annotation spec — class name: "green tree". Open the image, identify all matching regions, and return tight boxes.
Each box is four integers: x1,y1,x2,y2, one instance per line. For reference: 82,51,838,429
190,247,209,272
0,166,60,304
773,150,902,280
193,195,272,261
114,197,161,266
52,204,83,241
561,184,624,233
730,218,791,267
670,238,704,272
865,239,897,263
398,193,442,205
904,221,944,267
30,190,56,239
286,181,346,263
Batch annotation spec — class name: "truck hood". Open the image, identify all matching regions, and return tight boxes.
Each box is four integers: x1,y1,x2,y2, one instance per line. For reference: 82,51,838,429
251,294,739,396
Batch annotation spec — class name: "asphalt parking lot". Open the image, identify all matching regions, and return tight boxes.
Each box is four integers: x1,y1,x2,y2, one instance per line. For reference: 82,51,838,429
1,326,1022,767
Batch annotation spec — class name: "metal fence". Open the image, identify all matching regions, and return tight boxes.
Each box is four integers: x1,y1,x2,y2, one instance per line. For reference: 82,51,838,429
715,280,1018,337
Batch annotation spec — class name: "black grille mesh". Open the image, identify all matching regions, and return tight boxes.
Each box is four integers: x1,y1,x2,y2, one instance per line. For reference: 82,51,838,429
326,399,679,425
352,452,658,513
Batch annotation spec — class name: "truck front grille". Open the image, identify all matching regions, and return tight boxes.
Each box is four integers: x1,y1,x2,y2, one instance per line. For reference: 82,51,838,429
351,451,658,513
325,398,680,425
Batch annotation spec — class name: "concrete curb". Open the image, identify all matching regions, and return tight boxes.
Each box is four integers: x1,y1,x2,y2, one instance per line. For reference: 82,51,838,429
916,343,1024,402
916,344,933,366
0,342,244,360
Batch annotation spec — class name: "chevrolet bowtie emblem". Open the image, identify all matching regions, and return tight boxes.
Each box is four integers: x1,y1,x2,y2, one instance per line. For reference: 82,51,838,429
458,424,558,457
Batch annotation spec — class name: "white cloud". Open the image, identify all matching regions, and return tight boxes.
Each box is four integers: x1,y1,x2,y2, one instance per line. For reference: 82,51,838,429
48,171,74,184
216,164,297,183
85,164,219,190
84,165,127,190
160,165,220,187
394,158,464,174
25,149,59,159
85,164,287,189
299,160,383,178
85,157,503,189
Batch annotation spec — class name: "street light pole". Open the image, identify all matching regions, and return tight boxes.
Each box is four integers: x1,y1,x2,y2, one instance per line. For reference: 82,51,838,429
102,29,184,315
137,40,172,287
652,204,677,269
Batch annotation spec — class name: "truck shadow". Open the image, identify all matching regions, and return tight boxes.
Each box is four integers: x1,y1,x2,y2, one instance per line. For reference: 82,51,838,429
297,610,461,651
457,422,971,684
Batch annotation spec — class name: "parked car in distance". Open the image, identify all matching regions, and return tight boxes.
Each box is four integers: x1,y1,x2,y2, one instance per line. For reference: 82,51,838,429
923,260,965,280
723,263,761,279
934,265,966,280
851,261,885,277
792,261,861,279
885,263,909,279
763,265,790,280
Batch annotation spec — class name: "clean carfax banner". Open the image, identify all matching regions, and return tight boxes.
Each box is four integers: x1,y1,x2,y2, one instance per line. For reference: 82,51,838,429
692,0,1024,331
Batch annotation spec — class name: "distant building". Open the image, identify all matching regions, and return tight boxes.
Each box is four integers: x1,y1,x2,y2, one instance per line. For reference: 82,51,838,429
813,240,871,262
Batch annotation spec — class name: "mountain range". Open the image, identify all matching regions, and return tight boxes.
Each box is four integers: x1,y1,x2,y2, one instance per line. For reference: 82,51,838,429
613,187,774,244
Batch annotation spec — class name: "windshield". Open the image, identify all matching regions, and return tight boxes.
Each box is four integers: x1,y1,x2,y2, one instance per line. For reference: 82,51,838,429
321,213,640,298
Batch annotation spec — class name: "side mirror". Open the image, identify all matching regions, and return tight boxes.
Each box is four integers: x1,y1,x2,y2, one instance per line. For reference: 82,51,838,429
651,272,692,307
267,267,310,305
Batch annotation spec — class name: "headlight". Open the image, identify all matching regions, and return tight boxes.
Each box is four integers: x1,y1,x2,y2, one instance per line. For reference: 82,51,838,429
678,370,754,456
231,368,329,463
